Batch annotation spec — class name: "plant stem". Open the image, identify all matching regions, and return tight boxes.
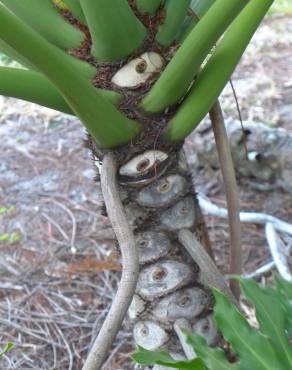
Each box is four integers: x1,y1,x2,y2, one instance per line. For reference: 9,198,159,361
156,0,191,46
142,0,248,113
80,0,146,62
0,67,122,114
209,101,241,298
0,5,141,148
164,0,274,142
0,67,72,114
1,0,84,49
0,39,35,69
136,0,161,14
62,0,86,23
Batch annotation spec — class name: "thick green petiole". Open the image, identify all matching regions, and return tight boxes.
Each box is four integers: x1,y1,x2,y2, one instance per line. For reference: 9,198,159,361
62,0,87,23
164,0,274,142
0,67,122,114
0,39,35,69
1,0,84,50
0,36,95,79
177,0,216,42
141,0,249,113
0,5,141,148
136,0,161,14
80,0,146,62
0,67,73,114
156,0,191,46
191,0,216,18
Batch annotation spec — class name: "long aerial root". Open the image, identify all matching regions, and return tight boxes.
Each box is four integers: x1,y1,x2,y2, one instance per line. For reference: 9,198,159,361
83,153,139,370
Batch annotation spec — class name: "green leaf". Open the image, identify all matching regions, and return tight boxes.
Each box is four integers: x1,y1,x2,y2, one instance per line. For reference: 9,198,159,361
0,233,10,242
239,278,292,368
276,275,292,300
132,346,206,370
0,205,15,215
133,278,292,370
187,335,240,370
213,289,283,370
274,276,292,339
0,342,13,357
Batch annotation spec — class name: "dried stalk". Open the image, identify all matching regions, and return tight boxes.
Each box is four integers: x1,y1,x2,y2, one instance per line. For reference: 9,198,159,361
209,100,241,298
82,152,139,370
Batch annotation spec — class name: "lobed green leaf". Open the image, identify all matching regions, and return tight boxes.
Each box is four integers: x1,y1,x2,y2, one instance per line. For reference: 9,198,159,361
239,278,292,368
213,288,283,370
134,277,292,370
132,346,206,370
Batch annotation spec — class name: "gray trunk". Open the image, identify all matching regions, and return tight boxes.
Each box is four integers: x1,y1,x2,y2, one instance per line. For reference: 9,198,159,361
115,147,220,364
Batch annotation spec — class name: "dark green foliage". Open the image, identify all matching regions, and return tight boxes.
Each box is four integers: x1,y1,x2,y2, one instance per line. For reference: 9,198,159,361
133,276,292,370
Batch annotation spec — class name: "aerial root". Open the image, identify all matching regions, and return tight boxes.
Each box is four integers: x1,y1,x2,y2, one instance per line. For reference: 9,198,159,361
82,152,139,370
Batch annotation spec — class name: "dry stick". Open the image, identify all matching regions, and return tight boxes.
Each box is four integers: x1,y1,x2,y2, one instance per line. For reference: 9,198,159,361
229,79,248,159
209,101,242,298
82,153,140,370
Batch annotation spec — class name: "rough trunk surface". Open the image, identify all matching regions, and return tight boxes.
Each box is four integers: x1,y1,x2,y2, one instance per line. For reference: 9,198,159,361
112,146,220,367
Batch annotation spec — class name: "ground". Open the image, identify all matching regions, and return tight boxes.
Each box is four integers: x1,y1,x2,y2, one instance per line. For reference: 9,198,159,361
0,12,291,370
